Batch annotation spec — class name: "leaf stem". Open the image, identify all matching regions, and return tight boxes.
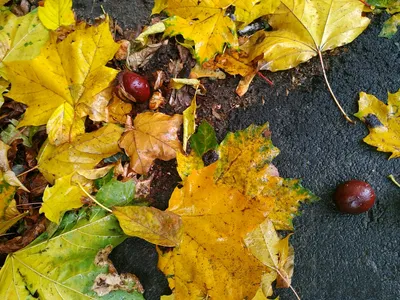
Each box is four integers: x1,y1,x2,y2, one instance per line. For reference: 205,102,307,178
77,183,112,213
264,263,301,300
389,174,400,188
317,50,354,124
257,71,274,86
17,165,38,178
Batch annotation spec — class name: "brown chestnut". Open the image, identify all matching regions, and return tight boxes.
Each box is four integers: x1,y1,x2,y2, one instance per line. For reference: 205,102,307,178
334,180,375,214
116,70,151,103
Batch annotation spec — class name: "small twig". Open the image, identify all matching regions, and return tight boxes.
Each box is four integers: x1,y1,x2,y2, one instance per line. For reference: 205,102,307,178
389,175,400,188
257,71,274,86
263,263,301,300
17,165,38,178
318,50,354,123
78,183,112,213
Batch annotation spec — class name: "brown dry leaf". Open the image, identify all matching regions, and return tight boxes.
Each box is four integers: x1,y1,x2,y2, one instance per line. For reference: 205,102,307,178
106,95,133,124
214,50,255,77
119,112,183,174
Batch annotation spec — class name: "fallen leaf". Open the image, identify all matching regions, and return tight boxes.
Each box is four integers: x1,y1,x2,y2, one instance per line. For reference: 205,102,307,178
189,64,226,80
242,0,370,71
127,42,166,71
355,89,400,158
0,9,49,79
214,50,255,76
0,140,28,191
38,0,75,30
5,18,119,145
120,112,183,175
176,151,204,180
380,13,400,38
189,120,218,156
182,94,197,151
96,178,136,208
37,124,123,183
0,78,8,108
135,22,166,45
0,185,27,235
113,206,183,247
154,0,279,63
40,173,87,223
106,94,133,124
0,207,127,298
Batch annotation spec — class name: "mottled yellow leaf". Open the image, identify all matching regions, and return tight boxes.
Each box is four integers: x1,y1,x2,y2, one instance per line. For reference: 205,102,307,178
154,0,279,63
40,173,87,223
5,18,119,144
47,102,85,146
355,90,400,158
182,94,196,151
242,0,370,71
120,112,183,175
38,0,75,30
159,163,273,299
176,151,204,180
113,206,182,247
0,9,49,79
37,124,123,183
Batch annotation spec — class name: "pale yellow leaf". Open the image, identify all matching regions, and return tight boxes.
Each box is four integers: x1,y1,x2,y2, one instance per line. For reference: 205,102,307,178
47,102,85,146
38,0,75,30
37,124,123,183
40,173,87,223
119,112,183,175
242,0,370,71
182,94,196,151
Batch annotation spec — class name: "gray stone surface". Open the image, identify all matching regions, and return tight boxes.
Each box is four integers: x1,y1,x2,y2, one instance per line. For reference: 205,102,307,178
74,1,400,299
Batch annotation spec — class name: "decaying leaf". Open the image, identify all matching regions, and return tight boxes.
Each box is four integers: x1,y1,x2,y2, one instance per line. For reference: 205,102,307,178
158,124,315,298
0,140,28,191
380,14,400,38
189,120,218,156
38,0,75,30
355,89,400,158
5,18,119,145
40,173,87,224
120,112,183,175
242,0,370,71
0,9,49,79
113,206,183,247
0,207,127,299
0,187,27,235
182,94,196,151
0,78,8,108
367,0,400,38
153,0,280,63
37,124,123,183
176,151,204,180
189,63,226,80
106,94,133,124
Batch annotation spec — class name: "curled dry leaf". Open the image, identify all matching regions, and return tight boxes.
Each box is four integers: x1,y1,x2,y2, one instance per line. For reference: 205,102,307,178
119,112,183,174
355,89,400,158
127,41,166,71
115,39,131,60
149,91,166,110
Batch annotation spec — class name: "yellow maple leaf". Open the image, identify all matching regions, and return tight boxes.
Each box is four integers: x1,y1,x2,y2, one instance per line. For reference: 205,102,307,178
119,112,183,175
0,9,49,79
355,89,400,158
40,173,87,223
38,0,75,30
242,0,370,71
37,124,123,184
113,206,183,247
153,0,279,63
5,18,119,145
106,94,132,124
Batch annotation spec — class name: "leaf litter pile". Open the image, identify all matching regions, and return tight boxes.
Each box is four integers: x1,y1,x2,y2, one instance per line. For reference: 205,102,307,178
0,0,398,299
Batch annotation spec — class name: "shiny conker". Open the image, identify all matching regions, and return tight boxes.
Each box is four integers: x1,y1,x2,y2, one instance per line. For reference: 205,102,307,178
334,180,375,214
118,71,151,103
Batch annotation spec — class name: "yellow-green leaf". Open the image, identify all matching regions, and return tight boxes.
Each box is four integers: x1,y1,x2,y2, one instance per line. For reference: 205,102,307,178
242,0,370,71
119,112,183,175
182,94,196,151
0,77,8,108
176,151,204,180
0,9,49,79
37,124,123,183
38,0,75,30
5,18,119,144
234,0,280,29
113,206,182,247
40,173,87,223
355,89,400,158
379,13,400,38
